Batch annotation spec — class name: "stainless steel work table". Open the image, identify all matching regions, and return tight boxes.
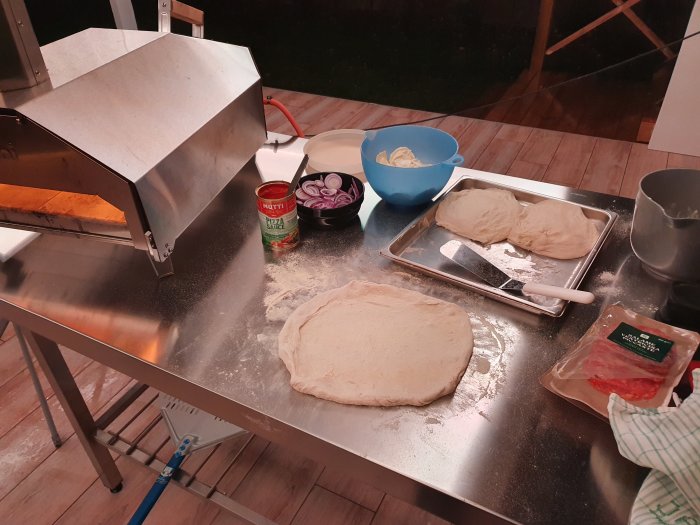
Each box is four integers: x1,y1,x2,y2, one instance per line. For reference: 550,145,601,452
0,138,662,524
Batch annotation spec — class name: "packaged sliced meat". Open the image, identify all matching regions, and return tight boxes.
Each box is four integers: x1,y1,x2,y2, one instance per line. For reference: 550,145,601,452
541,304,700,418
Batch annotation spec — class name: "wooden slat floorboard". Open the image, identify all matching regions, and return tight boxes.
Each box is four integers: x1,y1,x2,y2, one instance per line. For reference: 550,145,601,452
2,87,699,525
0,336,27,389
135,418,172,464
579,138,632,195
456,119,503,167
472,124,533,174
290,486,374,525
192,433,261,490
229,442,324,525
437,115,475,141
316,467,385,512
0,376,136,502
619,143,668,199
614,87,647,144
0,435,102,525
54,457,155,525
58,455,243,525
518,92,556,129
539,81,587,135
542,133,597,188
0,363,132,524
574,81,626,140
507,128,563,181
666,152,700,169
215,435,269,496
303,99,369,136
0,323,15,341
371,494,452,525
0,348,92,439
0,394,73,500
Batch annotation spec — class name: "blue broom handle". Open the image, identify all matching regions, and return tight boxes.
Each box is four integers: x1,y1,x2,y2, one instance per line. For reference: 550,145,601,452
128,437,193,525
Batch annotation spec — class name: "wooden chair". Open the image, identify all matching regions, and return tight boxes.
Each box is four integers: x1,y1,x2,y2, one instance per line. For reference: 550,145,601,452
108,0,204,37
529,0,675,88
157,0,204,38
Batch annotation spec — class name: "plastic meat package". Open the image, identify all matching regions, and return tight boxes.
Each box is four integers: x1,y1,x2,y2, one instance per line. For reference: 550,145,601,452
541,304,700,418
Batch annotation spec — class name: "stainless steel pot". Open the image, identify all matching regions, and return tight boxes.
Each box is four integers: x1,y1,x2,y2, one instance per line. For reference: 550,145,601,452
630,168,700,282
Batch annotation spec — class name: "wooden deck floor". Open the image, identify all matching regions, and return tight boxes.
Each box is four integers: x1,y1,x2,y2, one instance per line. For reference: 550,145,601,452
1,88,698,525
475,69,671,143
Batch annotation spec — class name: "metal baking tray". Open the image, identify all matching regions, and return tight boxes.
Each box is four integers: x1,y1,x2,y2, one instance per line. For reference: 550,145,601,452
380,177,618,316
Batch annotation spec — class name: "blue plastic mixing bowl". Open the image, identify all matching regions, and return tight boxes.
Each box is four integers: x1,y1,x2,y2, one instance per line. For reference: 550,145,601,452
361,125,464,206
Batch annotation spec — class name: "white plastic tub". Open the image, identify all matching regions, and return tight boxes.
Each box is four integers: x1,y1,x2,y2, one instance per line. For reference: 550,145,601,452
303,129,366,179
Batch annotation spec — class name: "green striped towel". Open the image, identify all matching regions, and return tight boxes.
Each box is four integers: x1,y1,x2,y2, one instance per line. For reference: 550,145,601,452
608,369,700,524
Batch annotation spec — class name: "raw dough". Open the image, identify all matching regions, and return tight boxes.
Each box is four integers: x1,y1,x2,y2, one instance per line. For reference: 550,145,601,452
508,199,599,259
435,188,522,244
278,281,473,406
376,147,426,168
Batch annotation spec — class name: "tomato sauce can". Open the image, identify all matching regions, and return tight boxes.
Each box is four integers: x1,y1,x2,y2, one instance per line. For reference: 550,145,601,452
255,181,300,250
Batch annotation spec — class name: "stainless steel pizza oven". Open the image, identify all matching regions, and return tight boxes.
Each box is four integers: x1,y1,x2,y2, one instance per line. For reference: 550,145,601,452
0,1,266,276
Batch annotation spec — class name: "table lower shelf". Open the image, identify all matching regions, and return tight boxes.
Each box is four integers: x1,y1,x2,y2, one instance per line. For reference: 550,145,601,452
94,383,278,525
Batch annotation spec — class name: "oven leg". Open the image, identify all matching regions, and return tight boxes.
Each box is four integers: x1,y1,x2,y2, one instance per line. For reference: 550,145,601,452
148,255,175,279
24,330,123,492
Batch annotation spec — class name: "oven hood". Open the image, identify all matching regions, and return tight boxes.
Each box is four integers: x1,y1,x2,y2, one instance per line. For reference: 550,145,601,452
0,25,267,274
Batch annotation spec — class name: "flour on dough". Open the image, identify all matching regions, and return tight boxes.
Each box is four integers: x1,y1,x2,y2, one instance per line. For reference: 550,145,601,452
278,280,473,406
508,199,599,259
435,188,522,244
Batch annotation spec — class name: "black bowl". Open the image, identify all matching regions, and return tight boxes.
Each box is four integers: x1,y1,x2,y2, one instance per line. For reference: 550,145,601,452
296,172,365,229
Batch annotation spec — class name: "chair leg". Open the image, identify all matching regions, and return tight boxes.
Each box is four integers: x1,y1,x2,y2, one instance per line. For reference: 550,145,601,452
610,0,676,60
546,0,643,56
14,324,62,448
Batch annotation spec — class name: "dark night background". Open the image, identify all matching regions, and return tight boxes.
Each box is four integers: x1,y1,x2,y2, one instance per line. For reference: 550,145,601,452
24,1,694,114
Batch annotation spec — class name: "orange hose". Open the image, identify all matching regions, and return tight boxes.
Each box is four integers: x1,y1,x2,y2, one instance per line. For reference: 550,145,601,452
263,96,305,138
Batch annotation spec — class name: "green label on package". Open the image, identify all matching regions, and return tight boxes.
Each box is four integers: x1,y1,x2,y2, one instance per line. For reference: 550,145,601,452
607,322,674,362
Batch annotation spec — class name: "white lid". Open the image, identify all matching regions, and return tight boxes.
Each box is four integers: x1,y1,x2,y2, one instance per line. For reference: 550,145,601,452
303,129,365,174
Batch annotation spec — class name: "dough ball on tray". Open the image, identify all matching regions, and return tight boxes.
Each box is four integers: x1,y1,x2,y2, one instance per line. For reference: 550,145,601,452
435,188,522,244
508,199,599,259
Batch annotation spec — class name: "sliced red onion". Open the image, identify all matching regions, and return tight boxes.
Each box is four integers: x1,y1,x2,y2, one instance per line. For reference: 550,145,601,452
296,174,362,209
324,173,343,190
295,188,311,200
301,180,321,197
302,196,326,208
335,194,353,206
309,198,333,209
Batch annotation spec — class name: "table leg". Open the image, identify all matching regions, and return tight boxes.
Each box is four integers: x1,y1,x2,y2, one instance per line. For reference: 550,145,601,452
14,325,62,448
24,330,123,492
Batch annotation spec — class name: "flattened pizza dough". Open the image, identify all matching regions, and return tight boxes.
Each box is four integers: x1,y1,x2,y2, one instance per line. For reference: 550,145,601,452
507,199,599,259
435,188,522,244
278,281,473,406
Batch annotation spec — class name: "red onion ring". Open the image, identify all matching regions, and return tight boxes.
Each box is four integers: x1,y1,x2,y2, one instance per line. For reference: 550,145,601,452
301,181,321,197
296,174,362,209
324,173,343,190
296,188,311,200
